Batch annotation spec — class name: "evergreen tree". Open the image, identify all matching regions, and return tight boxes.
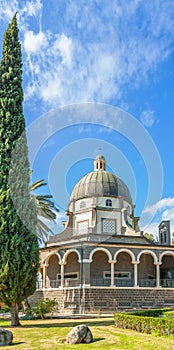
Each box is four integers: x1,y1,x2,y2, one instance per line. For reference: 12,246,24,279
0,14,40,326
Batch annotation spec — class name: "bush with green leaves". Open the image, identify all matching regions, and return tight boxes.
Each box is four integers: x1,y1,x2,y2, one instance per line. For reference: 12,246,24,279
163,311,174,318
27,298,58,319
114,309,174,336
0,306,10,314
128,308,172,317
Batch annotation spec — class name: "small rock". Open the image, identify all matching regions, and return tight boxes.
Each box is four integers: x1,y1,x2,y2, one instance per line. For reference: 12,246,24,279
65,324,93,344
0,328,13,346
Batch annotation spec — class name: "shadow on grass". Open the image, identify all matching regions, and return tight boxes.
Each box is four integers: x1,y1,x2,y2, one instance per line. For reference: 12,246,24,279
11,342,25,346
61,338,105,345
92,337,105,342
1,319,114,329
23,319,114,329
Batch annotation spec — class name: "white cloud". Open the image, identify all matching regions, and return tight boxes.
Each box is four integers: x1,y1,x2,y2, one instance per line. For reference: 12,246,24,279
1,1,174,108
162,208,174,221
40,74,62,102
142,197,174,239
140,110,156,127
141,221,159,239
143,197,174,215
0,0,18,22
0,0,42,24
24,30,48,54
54,33,73,66
23,0,42,17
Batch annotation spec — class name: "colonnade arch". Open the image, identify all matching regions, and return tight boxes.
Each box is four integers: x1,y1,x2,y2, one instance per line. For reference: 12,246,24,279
64,252,81,287
39,248,174,289
62,249,82,264
90,250,111,286
89,247,112,262
159,251,174,264
137,250,158,264
159,252,174,287
114,249,135,263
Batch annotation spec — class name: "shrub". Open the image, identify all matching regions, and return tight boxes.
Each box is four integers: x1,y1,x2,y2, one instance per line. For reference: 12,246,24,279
0,306,10,314
24,298,58,319
114,309,174,336
128,308,172,318
23,306,34,320
163,311,174,318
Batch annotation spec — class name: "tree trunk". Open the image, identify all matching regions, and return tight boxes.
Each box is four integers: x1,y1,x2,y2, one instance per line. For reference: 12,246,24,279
10,303,21,326
22,298,30,312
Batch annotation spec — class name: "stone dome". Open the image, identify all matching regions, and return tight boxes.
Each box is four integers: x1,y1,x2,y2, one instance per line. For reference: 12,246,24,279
95,154,106,160
70,155,132,203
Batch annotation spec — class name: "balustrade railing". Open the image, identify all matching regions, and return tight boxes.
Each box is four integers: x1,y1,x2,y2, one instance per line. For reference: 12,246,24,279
160,279,174,288
91,278,134,287
138,279,156,287
44,279,80,288
91,278,111,286
64,279,80,287
37,278,174,289
115,279,134,287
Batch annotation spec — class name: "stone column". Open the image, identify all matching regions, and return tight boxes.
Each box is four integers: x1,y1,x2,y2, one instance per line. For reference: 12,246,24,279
155,263,161,288
133,262,138,287
81,260,91,287
60,263,65,288
42,264,48,288
110,261,115,287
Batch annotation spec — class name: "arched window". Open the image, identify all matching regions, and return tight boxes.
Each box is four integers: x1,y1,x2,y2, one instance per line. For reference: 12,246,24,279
106,199,112,207
80,201,86,209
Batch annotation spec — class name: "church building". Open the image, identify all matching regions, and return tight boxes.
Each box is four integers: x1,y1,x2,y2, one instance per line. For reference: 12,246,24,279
31,155,174,314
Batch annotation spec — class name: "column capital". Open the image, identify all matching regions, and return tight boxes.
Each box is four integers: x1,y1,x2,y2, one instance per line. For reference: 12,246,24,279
154,262,162,266
43,263,49,268
81,259,91,263
132,260,140,265
59,262,67,266
108,260,116,264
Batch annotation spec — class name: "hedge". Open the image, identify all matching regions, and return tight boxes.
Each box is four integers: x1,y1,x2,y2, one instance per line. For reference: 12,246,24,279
163,311,174,318
127,308,172,317
114,309,174,336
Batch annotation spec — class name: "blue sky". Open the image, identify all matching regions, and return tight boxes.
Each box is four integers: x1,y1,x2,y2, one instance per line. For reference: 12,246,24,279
0,0,174,238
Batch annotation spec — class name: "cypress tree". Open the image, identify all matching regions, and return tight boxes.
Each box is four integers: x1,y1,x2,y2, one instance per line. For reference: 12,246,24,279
0,14,40,326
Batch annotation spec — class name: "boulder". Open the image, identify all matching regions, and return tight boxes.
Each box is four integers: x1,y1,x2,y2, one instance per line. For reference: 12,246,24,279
0,328,13,346
65,324,93,344
82,327,93,344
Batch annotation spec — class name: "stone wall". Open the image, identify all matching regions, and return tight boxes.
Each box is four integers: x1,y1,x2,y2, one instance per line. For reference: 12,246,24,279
28,287,174,315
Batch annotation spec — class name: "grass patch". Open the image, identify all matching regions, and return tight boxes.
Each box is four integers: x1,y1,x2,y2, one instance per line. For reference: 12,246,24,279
0,317,174,349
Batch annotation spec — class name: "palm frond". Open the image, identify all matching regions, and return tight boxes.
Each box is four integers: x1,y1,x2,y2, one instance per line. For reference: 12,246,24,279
30,177,59,245
36,219,52,244
30,179,47,191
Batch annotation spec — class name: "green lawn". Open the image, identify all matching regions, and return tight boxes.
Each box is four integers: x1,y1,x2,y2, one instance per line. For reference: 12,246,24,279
1,317,174,349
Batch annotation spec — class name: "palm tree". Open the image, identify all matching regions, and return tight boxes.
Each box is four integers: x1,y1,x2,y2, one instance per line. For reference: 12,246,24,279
30,179,59,245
